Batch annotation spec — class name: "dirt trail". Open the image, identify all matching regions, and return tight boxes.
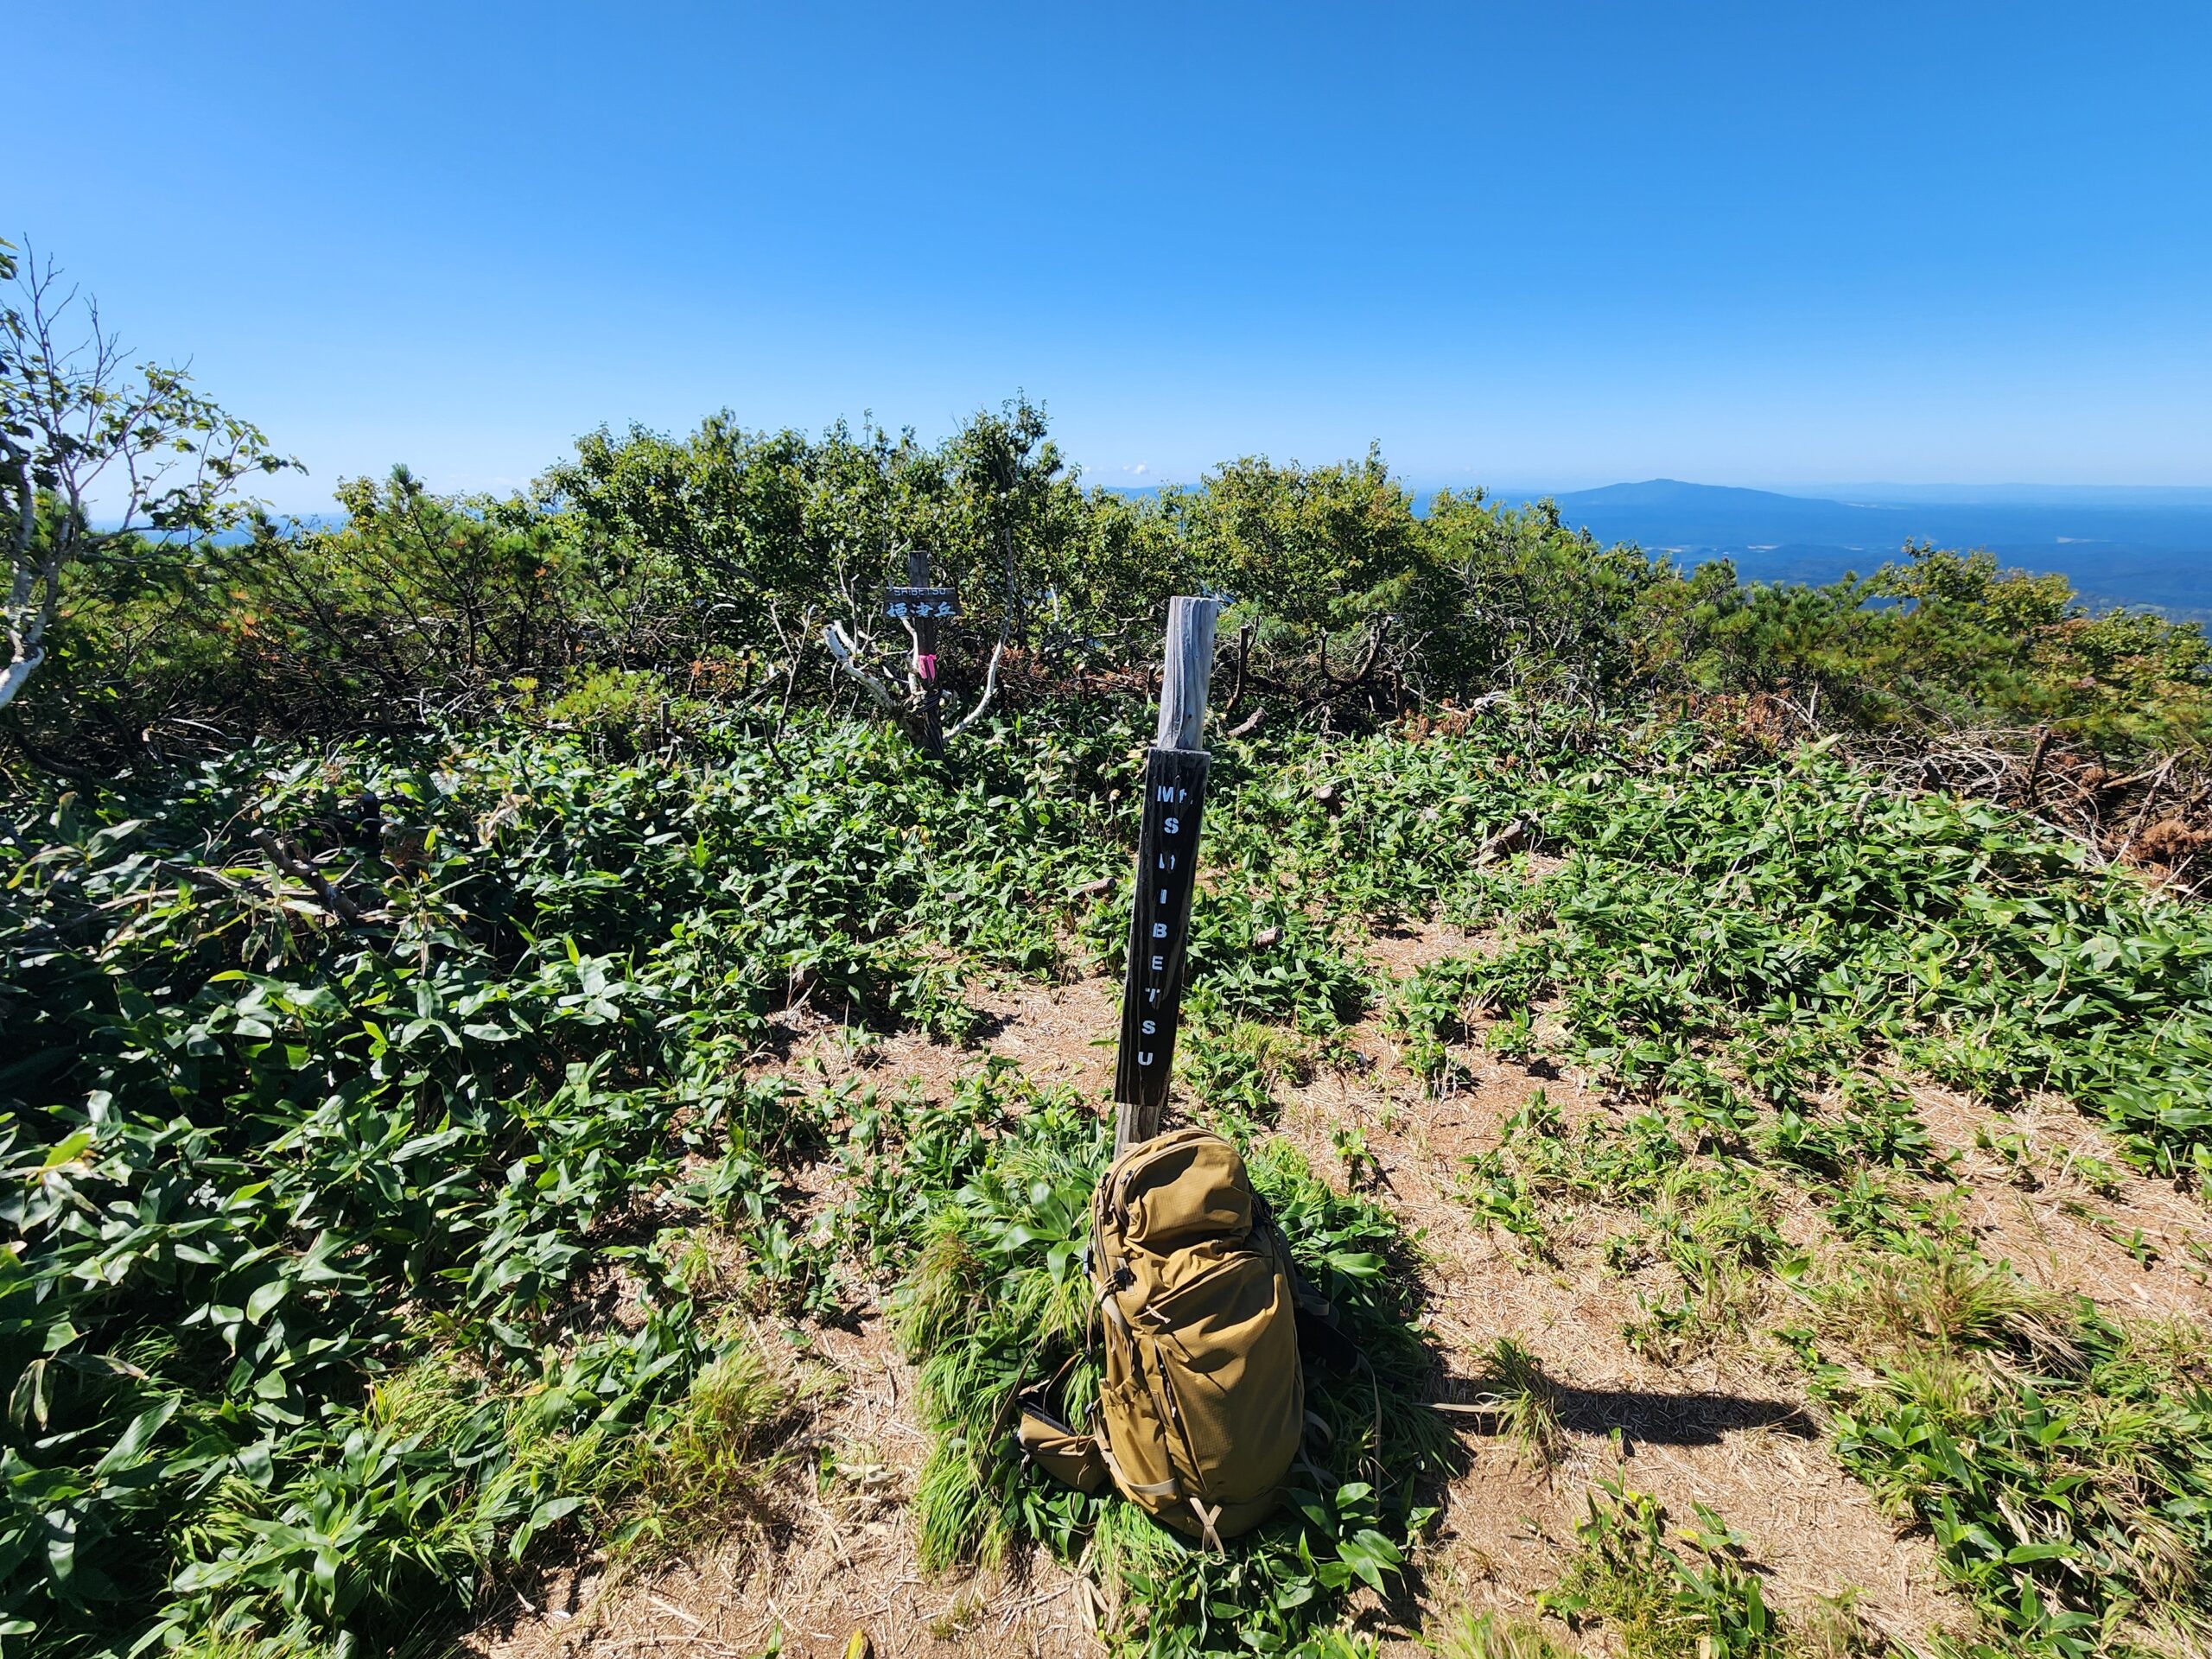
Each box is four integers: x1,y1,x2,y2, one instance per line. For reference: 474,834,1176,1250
473,932,2211,1659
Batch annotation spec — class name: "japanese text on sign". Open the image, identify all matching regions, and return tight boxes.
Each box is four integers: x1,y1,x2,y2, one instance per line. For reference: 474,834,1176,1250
886,585,958,620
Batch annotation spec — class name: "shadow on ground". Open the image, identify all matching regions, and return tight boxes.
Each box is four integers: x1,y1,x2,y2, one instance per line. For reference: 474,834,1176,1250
1433,1382,1815,1450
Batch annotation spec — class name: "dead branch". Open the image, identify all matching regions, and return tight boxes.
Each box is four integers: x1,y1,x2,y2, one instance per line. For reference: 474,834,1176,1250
1218,624,1253,716
821,620,904,715
249,829,368,925
947,639,1007,736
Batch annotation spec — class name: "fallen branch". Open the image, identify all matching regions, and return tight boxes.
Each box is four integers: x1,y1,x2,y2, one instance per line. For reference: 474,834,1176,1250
2021,725,2054,805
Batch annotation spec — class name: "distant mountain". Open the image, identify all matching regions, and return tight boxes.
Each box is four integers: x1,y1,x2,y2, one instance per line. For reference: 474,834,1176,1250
1537,480,2212,617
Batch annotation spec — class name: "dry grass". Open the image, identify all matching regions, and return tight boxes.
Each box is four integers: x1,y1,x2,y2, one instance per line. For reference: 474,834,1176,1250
1431,1609,1589,1659
474,934,2212,1659
618,1336,843,1567
1472,1338,1566,1471
1815,1249,2088,1376
470,1316,1092,1659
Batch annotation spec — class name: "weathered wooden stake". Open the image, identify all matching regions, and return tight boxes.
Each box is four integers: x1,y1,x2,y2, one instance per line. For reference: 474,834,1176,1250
1114,596,1222,1154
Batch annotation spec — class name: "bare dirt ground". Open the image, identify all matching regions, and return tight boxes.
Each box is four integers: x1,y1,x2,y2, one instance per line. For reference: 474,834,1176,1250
470,924,2212,1659
471,1317,1093,1659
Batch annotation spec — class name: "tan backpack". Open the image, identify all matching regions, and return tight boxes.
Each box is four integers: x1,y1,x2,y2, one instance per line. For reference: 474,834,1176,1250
1015,1128,1306,1547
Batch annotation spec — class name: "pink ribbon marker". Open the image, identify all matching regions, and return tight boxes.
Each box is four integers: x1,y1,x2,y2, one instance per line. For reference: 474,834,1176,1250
916,652,938,680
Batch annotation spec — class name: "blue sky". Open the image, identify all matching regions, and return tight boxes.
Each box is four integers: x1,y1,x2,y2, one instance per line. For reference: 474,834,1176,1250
19,1,2211,511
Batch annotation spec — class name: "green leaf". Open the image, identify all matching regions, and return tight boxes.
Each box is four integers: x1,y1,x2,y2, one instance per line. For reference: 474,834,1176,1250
245,1278,289,1321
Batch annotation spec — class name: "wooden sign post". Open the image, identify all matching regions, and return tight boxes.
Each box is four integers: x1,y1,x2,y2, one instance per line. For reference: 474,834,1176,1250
1114,596,1223,1154
887,547,958,760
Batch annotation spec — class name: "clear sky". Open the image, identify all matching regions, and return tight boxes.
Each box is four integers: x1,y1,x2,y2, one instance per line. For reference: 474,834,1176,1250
18,1,2212,511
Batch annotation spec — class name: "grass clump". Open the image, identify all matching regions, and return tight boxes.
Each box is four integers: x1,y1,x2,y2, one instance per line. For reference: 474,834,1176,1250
1541,1480,1814,1659
1471,1338,1565,1471
1818,1273,2212,1658
1618,1161,1784,1365
887,1079,1452,1657
1178,989,1314,1122
1431,1610,1590,1659
616,1337,841,1566
1389,944,1558,1095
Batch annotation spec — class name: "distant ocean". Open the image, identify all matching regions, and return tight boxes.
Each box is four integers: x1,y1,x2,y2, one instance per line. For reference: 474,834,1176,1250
1101,478,2212,616
1517,480,2212,618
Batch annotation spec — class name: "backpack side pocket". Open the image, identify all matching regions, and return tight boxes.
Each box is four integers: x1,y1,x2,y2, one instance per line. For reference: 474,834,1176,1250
1014,1403,1108,1494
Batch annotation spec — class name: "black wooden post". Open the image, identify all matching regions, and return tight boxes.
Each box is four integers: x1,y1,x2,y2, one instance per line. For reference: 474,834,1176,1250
887,552,957,761
1115,596,1222,1154
908,547,944,760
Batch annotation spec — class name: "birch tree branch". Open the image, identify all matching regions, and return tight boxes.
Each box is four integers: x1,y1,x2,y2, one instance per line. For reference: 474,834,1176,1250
948,639,1007,736
822,620,905,715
